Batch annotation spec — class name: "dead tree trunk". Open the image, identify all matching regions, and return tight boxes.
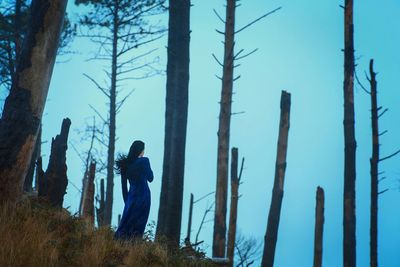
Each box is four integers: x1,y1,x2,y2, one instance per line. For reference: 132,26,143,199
343,1,356,266
185,193,194,243
227,147,242,267
313,186,325,267
261,90,291,267
82,161,96,226
37,157,45,197
369,59,378,267
97,178,106,227
0,0,68,204
213,0,236,258
43,118,71,207
156,0,190,245
103,1,119,226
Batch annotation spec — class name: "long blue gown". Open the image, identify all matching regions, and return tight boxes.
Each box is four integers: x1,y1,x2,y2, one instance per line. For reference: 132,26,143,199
115,157,153,240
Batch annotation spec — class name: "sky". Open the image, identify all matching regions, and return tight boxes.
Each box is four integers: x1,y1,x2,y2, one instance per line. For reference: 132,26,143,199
28,0,400,266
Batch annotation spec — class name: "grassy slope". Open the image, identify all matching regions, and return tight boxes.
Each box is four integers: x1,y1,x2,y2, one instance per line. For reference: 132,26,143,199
0,198,215,267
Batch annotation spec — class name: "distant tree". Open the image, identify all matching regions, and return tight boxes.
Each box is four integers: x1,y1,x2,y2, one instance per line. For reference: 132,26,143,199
342,1,356,266
156,0,190,245
261,90,291,267
75,0,166,226
0,0,68,204
235,233,262,267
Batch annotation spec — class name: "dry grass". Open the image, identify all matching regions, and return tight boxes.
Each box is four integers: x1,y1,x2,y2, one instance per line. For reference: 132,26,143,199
0,198,215,267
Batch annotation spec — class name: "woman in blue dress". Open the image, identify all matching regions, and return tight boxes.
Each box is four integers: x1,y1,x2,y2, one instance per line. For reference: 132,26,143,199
114,140,153,240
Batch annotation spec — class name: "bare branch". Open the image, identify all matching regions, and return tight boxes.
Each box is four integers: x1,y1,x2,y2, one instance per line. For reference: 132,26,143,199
235,7,282,34
379,149,400,162
83,73,110,98
213,9,225,24
378,189,389,195
212,53,224,67
378,108,388,118
235,48,258,61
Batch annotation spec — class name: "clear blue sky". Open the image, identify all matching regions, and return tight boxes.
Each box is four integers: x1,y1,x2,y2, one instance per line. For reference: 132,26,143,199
37,0,400,266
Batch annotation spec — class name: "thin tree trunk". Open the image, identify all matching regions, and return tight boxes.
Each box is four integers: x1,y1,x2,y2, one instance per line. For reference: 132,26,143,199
82,161,96,226
261,90,291,267
313,186,325,267
227,147,239,267
185,193,194,243
213,0,236,258
156,0,190,245
343,1,356,266
43,118,71,207
369,59,378,267
0,0,68,204
104,0,119,226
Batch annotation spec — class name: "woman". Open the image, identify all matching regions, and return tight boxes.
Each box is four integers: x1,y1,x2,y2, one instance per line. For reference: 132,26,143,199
114,140,153,240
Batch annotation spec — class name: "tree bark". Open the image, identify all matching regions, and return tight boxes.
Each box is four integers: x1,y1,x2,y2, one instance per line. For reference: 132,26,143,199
227,147,239,267
343,1,356,266
369,59,378,267
43,118,71,207
156,0,190,245
0,0,68,204
313,186,325,267
104,0,119,226
213,0,236,258
82,161,96,226
261,90,291,267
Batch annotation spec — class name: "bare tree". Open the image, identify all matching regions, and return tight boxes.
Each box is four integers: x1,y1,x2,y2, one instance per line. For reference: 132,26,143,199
235,233,262,267
261,90,291,267
212,1,281,257
76,0,166,226
156,0,190,245
343,1,356,266
0,0,68,204
313,186,325,267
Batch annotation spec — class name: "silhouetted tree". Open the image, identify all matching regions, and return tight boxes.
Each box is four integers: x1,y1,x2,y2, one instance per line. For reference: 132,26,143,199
76,0,166,226
342,1,356,266
82,161,96,226
0,0,68,204
156,0,190,245
261,90,291,267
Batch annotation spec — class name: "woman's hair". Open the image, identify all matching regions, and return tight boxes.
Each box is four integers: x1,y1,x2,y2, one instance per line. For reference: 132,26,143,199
115,140,145,175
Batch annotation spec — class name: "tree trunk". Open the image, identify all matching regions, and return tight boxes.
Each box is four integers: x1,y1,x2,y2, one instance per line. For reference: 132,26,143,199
261,90,291,267
97,178,105,227
43,118,71,207
313,186,325,267
227,147,239,267
185,193,194,243
369,59,378,267
0,0,68,204
213,0,236,258
37,156,45,197
156,0,190,245
104,0,119,226
343,1,356,266
82,161,96,226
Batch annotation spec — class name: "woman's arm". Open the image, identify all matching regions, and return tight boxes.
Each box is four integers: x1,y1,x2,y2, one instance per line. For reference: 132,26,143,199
143,158,154,182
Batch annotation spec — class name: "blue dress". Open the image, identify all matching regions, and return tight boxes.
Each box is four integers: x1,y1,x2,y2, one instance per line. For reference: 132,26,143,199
115,157,153,240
